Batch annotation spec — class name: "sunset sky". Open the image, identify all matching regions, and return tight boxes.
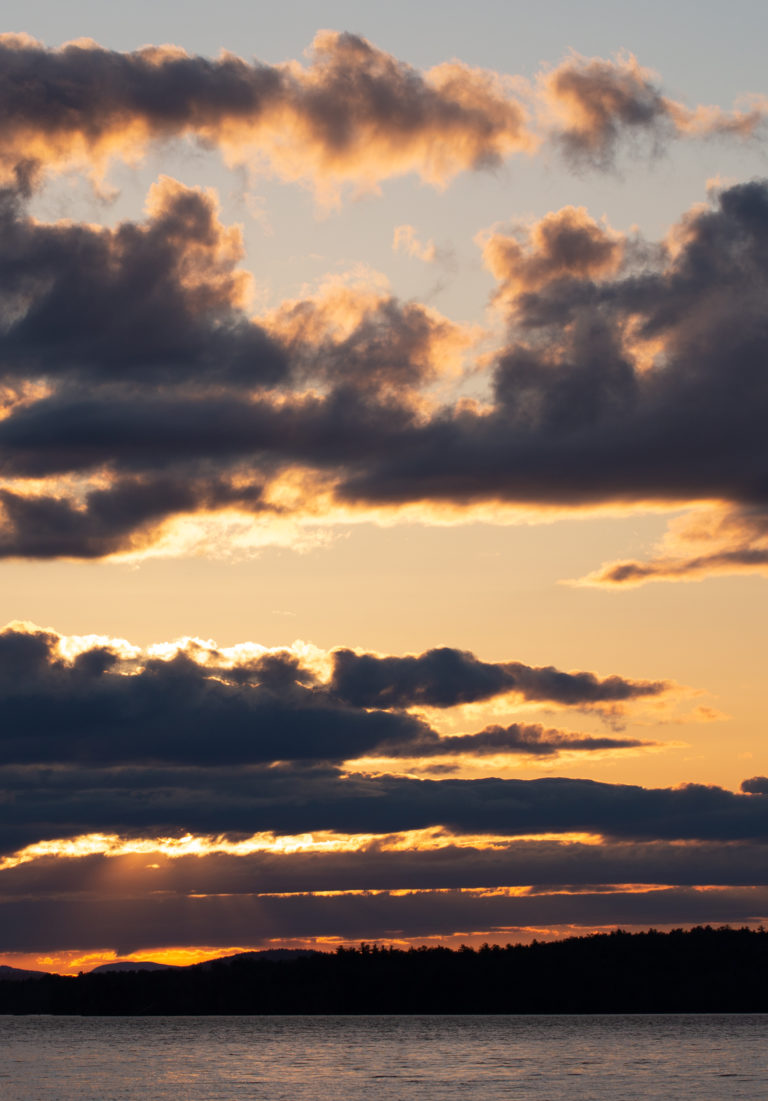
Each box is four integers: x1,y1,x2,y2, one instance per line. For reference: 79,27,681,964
1,0,768,976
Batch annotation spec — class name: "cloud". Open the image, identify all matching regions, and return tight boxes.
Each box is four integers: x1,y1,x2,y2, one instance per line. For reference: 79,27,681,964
393,225,437,264
0,623,656,772
0,175,286,390
329,646,668,708
1,176,768,577
0,34,762,196
334,179,768,584
0,623,741,861
392,225,456,272
742,777,768,795
379,723,651,759
580,505,768,586
0,883,767,954
0,31,532,193
2,756,768,858
541,51,766,168
9,837,768,900
481,205,625,306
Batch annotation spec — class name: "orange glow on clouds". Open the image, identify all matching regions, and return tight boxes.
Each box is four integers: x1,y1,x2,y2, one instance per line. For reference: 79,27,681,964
0,827,605,872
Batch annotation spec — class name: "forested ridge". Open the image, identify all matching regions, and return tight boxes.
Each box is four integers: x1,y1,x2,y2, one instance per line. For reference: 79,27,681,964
2,927,768,1015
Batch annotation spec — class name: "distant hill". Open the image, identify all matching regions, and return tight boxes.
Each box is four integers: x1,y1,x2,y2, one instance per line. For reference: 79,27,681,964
0,965,49,982
90,949,320,975
89,961,180,974
193,949,320,969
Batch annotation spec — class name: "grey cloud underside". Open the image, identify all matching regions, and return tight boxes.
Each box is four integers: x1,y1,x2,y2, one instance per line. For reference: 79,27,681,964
0,179,767,556
743,777,768,795
329,647,667,708
0,32,528,180
0,631,759,850
2,766,768,856
0,35,756,186
0,628,653,772
0,39,284,142
8,839,768,899
1,886,767,954
345,189,768,509
6,838,768,954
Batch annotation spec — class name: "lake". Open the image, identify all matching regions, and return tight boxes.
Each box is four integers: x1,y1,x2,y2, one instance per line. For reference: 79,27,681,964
1,1014,766,1099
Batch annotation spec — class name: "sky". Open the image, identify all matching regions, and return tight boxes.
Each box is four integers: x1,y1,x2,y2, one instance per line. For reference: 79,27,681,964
0,0,767,975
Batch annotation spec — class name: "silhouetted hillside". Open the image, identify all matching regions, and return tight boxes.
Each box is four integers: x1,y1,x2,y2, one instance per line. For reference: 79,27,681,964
0,965,49,982
89,961,179,974
1,927,767,1015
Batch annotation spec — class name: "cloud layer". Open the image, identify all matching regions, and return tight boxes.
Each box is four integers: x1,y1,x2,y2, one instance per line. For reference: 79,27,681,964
0,31,531,191
0,175,768,578
0,33,761,193
0,624,658,776
0,622,757,956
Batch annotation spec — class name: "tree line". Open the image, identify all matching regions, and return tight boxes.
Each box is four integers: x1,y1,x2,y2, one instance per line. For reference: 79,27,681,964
2,926,768,1014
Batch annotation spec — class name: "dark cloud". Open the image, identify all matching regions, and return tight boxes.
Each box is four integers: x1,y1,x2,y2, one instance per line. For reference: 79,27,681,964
587,548,768,586
0,177,287,390
0,176,448,403
0,34,759,193
0,626,428,766
0,625,653,769
544,52,764,169
390,724,649,758
0,476,271,558
0,179,767,566
2,763,768,858
329,646,668,708
9,838,768,901
742,777,768,795
545,53,674,168
0,31,530,188
333,180,768,588
0,884,767,954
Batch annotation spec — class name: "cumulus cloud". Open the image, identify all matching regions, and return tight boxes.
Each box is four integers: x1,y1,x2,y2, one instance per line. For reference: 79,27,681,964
335,180,768,585
0,31,532,193
0,623,657,772
329,646,668,709
0,165,767,577
742,777,768,795
481,205,625,306
0,175,286,389
542,51,766,168
0,34,761,196
0,175,471,557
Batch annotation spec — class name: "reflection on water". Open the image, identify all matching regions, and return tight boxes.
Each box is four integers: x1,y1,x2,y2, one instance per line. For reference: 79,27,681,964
0,1014,766,1100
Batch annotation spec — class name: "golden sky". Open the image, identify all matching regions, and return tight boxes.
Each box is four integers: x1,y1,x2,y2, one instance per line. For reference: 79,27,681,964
0,1,767,975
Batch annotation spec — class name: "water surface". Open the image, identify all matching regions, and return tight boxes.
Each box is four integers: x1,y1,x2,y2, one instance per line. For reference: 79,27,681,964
1,1014,766,1100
